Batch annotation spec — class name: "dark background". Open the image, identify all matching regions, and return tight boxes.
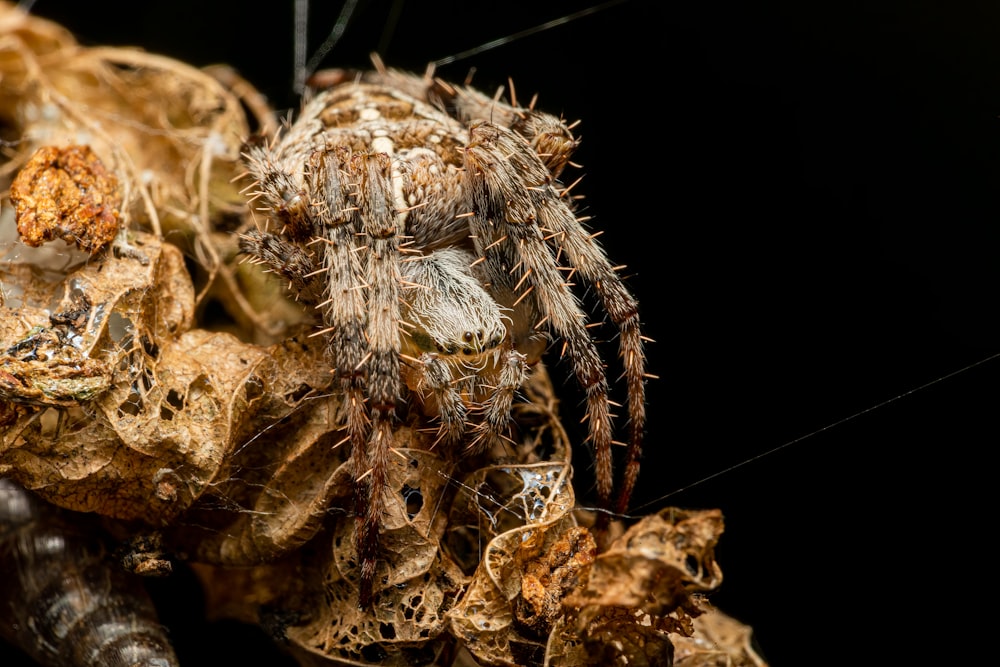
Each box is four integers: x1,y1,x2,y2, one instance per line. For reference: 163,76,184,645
8,0,1000,664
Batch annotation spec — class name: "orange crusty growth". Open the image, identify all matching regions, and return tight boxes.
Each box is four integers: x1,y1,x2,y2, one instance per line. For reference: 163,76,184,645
10,144,122,254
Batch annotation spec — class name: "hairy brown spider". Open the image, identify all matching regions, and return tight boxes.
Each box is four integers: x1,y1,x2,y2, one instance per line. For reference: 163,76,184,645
239,59,648,606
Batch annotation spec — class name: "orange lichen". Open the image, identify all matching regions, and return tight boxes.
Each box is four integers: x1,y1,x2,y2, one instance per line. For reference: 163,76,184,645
9,144,122,253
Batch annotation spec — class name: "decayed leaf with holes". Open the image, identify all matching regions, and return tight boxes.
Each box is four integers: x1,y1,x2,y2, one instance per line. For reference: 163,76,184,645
281,444,470,667
182,366,579,667
0,231,191,411
446,456,579,667
185,430,475,666
166,334,353,565
0,231,274,524
543,508,726,667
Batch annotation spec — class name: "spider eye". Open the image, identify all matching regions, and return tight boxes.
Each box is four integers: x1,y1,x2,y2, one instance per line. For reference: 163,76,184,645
463,331,474,343
462,348,473,355
476,329,484,341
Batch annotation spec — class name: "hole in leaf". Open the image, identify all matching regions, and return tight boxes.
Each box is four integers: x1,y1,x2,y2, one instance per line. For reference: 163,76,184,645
400,484,423,519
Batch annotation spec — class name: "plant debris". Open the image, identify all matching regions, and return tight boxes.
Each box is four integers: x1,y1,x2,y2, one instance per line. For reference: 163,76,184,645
10,144,122,254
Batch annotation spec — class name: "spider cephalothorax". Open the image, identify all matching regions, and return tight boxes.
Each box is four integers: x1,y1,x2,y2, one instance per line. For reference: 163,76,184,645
239,61,648,605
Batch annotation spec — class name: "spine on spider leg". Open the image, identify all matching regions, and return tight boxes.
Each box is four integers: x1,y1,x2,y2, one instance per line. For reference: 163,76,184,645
0,478,179,667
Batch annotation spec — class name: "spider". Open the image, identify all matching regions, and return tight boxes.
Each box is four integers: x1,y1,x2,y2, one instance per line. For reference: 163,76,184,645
239,59,648,606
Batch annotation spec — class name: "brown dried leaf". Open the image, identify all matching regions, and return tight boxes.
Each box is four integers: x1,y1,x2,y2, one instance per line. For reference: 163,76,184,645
446,457,578,667
268,442,469,667
161,331,354,564
673,607,769,667
0,232,275,524
564,508,724,615
543,508,726,667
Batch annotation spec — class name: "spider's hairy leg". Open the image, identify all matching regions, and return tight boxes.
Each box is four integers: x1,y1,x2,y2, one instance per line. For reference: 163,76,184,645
435,76,582,179
244,135,316,243
239,141,324,296
463,121,616,507
407,351,468,445
536,197,647,514
346,151,401,608
243,137,380,603
307,147,370,456
470,349,529,452
237,227,321,299
453,84,648,510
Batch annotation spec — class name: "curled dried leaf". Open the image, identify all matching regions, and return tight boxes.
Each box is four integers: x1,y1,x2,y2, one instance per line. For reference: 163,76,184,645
564,508,724,616
446,458,577,667
542,508,726,667
0,232,274,524
673,607,769,667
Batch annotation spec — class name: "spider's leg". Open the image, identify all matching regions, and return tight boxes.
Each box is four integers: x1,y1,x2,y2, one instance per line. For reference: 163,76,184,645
535,198,647,514
346,151,402,607
240,137,324,299
237,227,321,300
245,141,379,594
469,349,529,453
307,148,370,457
407,352,468,446
463,121,615,508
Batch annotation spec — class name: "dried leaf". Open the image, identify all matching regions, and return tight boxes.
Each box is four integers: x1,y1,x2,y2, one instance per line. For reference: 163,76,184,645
673,607,769,667
0,232,275,524
447,456,578,667
541,508,726,667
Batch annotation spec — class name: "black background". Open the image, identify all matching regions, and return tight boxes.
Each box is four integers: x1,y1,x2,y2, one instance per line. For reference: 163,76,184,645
7,1,1000,664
